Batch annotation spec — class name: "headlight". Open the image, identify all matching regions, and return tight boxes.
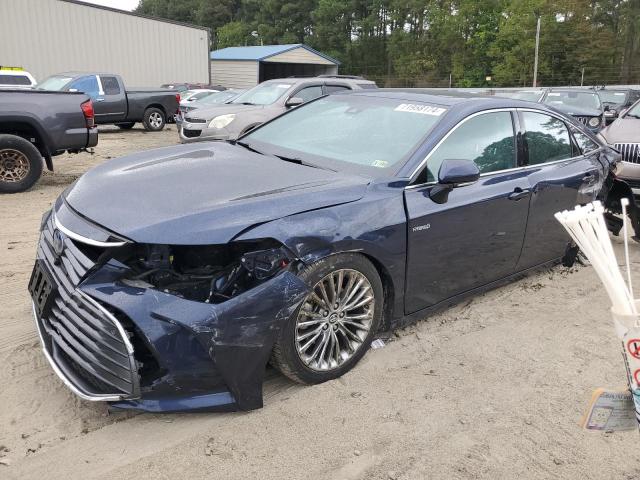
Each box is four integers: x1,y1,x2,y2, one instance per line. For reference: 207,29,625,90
588,117,600,127
208,114,235,129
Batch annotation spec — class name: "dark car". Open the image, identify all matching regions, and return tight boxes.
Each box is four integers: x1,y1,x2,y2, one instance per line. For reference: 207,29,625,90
30,91,623,413
540,88,605,132
38,73,180,131
0,90,98,192
161,83,226,92
598,88,640,124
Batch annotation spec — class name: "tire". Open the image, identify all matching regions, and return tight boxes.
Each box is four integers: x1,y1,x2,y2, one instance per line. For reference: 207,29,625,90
116,122,136,130
0,134,43,193
271,253,383,384
142,108,165,131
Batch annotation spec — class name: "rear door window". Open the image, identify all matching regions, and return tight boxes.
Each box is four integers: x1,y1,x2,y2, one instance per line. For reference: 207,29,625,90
69,75,100,98
100,76,121,95
423,111,516,182
521,111,572,165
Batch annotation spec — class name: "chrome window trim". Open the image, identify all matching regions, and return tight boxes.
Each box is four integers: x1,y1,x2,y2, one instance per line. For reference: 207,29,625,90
54,213,127,248
406,107,596,190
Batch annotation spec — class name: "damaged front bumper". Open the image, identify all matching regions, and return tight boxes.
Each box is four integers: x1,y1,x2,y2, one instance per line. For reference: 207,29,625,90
30,213,310,413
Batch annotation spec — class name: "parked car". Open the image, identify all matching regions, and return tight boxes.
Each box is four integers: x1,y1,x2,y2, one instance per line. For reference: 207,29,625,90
599,98,640,198
0,90,97,192
0,68,37,89
161,83,225,92
37,73,180,131
598,88,640,125
180,89,221,104
540,88,605,132
179,76,378,143
177,89,245,119
493,89,545,102
30,91,630,412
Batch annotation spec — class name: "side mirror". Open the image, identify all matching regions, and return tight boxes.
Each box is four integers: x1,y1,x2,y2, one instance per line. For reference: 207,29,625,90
285,97,304,108
430,159,480,204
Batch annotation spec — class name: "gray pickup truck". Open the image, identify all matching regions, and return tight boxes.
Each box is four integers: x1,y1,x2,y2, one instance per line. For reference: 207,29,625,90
0,90,98,193
37,73,180,131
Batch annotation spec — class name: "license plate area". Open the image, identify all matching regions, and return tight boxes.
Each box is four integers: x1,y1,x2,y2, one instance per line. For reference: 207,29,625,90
29,260,57,318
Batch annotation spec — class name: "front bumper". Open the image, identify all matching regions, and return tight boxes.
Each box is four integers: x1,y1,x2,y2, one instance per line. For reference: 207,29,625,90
31,209,309,412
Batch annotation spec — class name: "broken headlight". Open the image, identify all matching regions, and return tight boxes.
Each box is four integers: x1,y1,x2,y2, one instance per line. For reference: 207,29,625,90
118,240,295,304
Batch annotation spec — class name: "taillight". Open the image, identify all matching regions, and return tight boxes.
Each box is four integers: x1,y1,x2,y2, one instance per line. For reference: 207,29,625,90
81,100,95,128
175,93,181,113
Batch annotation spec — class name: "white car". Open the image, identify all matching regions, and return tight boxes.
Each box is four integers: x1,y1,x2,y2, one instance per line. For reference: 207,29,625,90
0,69,36,89
179,89,221,106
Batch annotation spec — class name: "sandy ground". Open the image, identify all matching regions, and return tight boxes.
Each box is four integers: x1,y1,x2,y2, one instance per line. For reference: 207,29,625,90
2,125,640,479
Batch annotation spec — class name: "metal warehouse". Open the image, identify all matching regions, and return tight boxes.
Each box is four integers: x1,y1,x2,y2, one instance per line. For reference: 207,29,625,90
210,44,340,89
0,0,210,86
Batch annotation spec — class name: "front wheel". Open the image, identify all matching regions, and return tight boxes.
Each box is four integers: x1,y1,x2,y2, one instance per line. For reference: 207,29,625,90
271,253,383,384
0,134,43,193
142,108,165,131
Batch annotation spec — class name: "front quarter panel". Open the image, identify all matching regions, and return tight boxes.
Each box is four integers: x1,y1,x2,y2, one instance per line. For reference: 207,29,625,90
235,180,408,324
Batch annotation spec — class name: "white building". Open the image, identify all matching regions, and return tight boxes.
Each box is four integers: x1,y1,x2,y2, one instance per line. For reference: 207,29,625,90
0,0,210,86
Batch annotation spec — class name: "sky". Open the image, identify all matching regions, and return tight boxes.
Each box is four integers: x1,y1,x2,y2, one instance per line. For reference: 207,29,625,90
81,0,139,11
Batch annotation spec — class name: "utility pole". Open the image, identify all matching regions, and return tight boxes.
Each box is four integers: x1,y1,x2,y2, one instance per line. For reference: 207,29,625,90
449,73,452,88
581,67,585,86
533,15,541,87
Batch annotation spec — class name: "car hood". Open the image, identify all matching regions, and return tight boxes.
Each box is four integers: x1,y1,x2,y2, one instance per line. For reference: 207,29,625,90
599,117,640,144
64,142,369,245
188,104,265,121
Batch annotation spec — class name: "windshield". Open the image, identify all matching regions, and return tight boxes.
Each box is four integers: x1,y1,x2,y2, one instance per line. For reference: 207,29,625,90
231,82,293,105
243,95,446,175
495,90,543,101
544,91,601,110
199,90,240,105
37,75,72,91
626,101,640,118
599,90,628,104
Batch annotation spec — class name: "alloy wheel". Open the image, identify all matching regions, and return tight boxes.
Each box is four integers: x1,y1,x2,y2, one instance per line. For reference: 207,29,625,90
0,148,30,183
295,269,375,372
149,112,163,128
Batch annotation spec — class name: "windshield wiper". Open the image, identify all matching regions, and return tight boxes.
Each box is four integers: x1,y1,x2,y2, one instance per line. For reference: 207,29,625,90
272,154,336,172
233,140,264,155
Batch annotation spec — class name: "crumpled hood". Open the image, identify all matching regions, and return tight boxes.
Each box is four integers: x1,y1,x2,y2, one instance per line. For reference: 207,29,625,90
64,142,369,245
188,104,264,121
599,117,640,144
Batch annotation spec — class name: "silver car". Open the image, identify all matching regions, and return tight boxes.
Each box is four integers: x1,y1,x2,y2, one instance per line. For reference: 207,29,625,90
179,76,377,143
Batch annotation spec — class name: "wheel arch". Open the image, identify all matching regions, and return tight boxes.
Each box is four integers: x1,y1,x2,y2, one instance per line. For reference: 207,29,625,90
0,119,51,169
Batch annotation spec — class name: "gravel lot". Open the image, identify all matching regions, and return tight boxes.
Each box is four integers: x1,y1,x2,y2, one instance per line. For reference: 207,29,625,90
1,125,640,479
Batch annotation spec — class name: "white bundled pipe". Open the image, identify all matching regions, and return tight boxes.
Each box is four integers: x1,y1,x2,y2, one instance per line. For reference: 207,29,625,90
555,201,636,316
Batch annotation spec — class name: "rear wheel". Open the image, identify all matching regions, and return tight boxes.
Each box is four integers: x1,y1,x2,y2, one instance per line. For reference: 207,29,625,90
116,122,135,130
142,108,165,131
0,134,43,193
271,253,383,384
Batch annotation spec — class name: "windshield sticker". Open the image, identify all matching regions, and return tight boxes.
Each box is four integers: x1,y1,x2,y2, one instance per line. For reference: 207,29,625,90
548,93,561,96
371,160,389,168
614,93,625,96
277,84,292,88
394,104,446,116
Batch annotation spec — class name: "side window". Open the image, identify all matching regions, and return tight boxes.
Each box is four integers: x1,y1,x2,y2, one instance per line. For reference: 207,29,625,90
572,129,599,154
295,85,324,103
326,85,351,94
69,75,100,98
100,76,121,95
521,112,572,165
423,111,516,182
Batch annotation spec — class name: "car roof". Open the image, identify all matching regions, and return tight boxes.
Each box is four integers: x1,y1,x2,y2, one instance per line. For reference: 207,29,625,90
347,88,531,107
261,76,376,86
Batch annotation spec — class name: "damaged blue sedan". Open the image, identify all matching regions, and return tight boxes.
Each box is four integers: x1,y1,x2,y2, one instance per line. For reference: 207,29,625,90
29,90,625,412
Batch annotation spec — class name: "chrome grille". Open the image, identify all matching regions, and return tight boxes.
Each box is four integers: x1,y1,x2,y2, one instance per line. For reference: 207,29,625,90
614,143,640,164
184,116,206,124
33,216,139,400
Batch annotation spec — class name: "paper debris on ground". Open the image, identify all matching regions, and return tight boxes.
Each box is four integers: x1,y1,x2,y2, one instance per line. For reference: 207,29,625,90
580,388,638,431
370,339,386,349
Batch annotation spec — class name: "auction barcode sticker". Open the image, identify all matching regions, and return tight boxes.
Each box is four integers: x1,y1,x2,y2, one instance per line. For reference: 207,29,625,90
395,104,446,116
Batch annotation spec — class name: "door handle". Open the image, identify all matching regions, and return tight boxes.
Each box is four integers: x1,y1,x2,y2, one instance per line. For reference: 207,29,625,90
582,172,597,185
508,187,531,201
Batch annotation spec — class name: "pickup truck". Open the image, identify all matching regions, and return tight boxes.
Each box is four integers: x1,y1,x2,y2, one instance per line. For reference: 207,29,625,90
0,90,98,193
37,73,180,131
